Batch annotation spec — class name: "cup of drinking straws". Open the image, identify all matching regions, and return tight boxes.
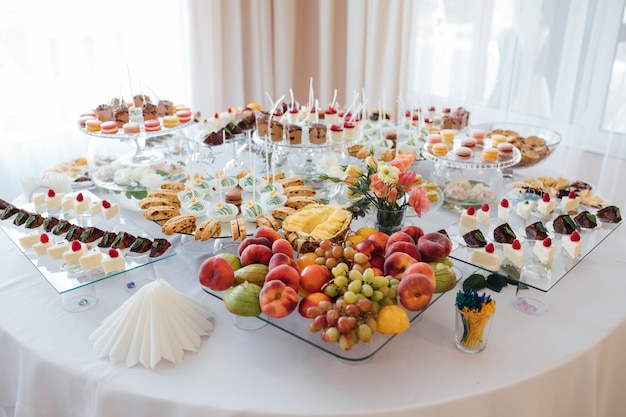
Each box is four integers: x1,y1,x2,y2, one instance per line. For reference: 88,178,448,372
454,289,496,354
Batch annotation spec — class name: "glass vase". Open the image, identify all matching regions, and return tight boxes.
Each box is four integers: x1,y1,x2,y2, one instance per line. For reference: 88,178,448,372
374,207,406,235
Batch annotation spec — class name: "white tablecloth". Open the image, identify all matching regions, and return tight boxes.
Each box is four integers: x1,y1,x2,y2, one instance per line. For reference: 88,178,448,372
1,147,626,417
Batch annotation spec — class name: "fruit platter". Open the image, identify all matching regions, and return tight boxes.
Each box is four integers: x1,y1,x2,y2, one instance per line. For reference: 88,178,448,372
0,190,175,294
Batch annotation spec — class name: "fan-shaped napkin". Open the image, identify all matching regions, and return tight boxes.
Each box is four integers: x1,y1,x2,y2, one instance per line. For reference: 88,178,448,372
89,279,214,368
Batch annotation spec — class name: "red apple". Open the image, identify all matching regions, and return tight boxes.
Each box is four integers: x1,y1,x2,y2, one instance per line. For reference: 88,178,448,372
355,239,383,259
366,231,389,251
268,252,301,273
199,256,235,291
238,237,272,256
398,272,435,311
300,264,332,293
383,252,418,279
386,231,415,247
401,225,424,243
402,262,435,286
385,241,421,262
240,244,273,266
253,225,283,244
418,232,453,262
272,238,295,258
264,264,300,292
260,280,299,318
298,292,332,318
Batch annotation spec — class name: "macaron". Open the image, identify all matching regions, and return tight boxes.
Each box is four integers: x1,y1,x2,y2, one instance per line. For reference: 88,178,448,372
440,129,455,144
144,119,161,132
482,147,499,162
460,137,477,149
101,121,118,134
85,119,102,132
497,142,515,160
431,143,449,157
425,133,442,152
176,109,192,123
491,134,507,147
455,146,473,160
163,115,180,129
470,129,486,143
123,122,140,134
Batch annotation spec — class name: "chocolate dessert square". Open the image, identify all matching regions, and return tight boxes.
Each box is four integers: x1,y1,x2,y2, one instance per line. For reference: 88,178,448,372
80,227,105,243
493,223,516,244
597,205,621,223
130,237,153,254
64,225,85,242
0,205,19,220
149,238,172,258
111,232,136,249
574,210,597,229
52,219,72,236
525,221,549,240
98,231,119,248
552,215,577,235
463,229,487,247
24,213,44,229
12,210,30,226
42,216,60,232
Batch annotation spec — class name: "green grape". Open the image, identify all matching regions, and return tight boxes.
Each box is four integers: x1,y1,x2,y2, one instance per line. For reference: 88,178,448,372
315,257,326,265
380,296,397,306
362,268,376,282
323,326,340,342
389,278,400,287
342,290,357,304
387,287,397,299
348,269,363,282
347,279,362,294
372,275,390,289
338,334,353,351
370,300,381,314
364,315,378,333
357,323,373,342
323,283,340,298
333,276,349,288
371,290,384,301
361,283,374,297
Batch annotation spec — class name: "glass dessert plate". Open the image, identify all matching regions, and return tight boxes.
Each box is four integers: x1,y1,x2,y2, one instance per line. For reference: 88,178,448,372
0,190,175,294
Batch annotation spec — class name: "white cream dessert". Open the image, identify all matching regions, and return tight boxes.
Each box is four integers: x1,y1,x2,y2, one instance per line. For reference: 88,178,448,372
211,201,237,222
503,239,524,269
498,198,511,222
18,232,41,250
79,248,103,270
537,193,555,216
61,195,74,213
191,176,213,197
89,201,102,216
47,240,70,260
178,186,203,203
562,230,582,259
33,233,54,256
101,200,120,221
470,242,500,271
459,206,478,229
243,201,264,222
63,241,87,266
182,197,209,218
476,204,491,225
262,190,287,209
74,192,91,214
561,191,579,213
329,124,344,143
516,200,534,220
238,175,260,193
45,190,64,211
102,249,125,273
32,192,46,207
533,237,555,265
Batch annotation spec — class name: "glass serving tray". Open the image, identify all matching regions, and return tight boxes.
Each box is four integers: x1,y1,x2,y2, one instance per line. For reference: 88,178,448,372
421,139,522,169
78,118,194,140
202,265,464,363
1,190,175,294
444,199,622,292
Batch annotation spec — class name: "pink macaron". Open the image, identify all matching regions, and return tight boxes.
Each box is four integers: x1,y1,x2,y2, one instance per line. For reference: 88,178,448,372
470,129,486,143
455,146,473,160
144,119,161,132
461,137,477,149
497,142,515,160
123,122,141,134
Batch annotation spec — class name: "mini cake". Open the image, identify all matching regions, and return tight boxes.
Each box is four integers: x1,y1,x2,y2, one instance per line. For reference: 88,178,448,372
525,221,549,240
74,192,91,214
481,147,499,162
24,213,44,229
459,206,478,229
33,233,54,256
574,210,597,229
537,193,555,216
45,189,64,211
308,123,327,144
503,239,524,269
210,201,238,222
101,200,120,221
63,240,87,266
262,190,287,210
19,232,41,250
552,214,577,235
214,175,238,193
12,210,29,226
182,197,209,217
516,200,534,220
111,232,136,250
32,192,46,207
431,143,449,157
560,191,579,213
493,222,516,244
79,226,105,243
476,203,490,225
143,103,159,121
47,240,70,260
238,175,260,193
52,219,72,236
190,176,213,197
0,204,18,220
79,248,103,271
61,195,75,213
98,231,118,248
497,143,514,160
287,124,303,145
533,237,555,265
270,119,284,142
462,229,487,247
471,242,500,271
129,237,153,254
42,217,60,233
178,186,203,203
149,238,172,258
89,200,102,216
64,225,85,242
243,200,264,222
102,248,126,273
329,124,344,143
562,230,582,259
454,146,472,160
597,205,622,223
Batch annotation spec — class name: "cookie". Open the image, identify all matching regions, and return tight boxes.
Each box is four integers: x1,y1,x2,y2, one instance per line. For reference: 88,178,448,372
143,205,180,221
277,177,305,188
160,181,186,192
256,214,280,231
139,197,180,210
161,215,196,235
237,218,247,239
271,206,296,221
285,196,320,210
230,219,240,241
262,172,285,182
147,189,181,205
282,185,316,197
195,218,221,241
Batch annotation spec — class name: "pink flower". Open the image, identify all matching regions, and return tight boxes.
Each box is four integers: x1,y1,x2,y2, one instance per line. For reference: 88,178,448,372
397,171,417,191
390,154,415,172
369,174,389,199
387,187,398,204
408,186,430,218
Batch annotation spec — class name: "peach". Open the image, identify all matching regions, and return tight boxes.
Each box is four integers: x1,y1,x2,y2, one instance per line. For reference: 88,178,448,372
383,252,418,279
300,264,332,293
264,264,300,292
400,225,424,243
272,238,295,258
386,231,414,248
418,232,453,262
259,280,299,318
269,252,301,273
398,272,435,311
369,254,385,271
298,292,332,318
253,225,283,244
198,256,235,291
354,239,383,259
366,231,389,251
402,262,435,287
240,244,273,266
385,241,421,262
238,237,272,256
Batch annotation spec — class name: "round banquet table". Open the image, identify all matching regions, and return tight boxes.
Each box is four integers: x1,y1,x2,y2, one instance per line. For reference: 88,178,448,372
1,147,626,417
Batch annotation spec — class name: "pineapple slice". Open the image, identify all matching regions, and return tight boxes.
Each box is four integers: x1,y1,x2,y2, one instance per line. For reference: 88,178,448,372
282,204,352,253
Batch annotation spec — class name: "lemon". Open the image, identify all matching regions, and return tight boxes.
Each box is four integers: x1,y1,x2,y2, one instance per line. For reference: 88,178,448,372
356,227,377,238
376,305,410,334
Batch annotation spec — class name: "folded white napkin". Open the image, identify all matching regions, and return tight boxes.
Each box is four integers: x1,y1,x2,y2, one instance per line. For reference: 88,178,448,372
89,279,214,368
20,173,73,201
